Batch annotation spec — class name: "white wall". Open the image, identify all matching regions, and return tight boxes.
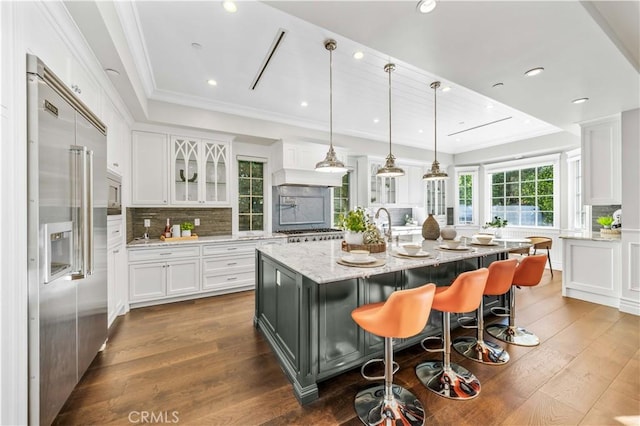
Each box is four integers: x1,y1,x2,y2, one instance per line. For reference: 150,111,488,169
620,108,640,315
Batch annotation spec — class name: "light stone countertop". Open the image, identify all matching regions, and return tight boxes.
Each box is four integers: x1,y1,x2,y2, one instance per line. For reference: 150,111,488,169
257,239,531,284
559,231,622,242
127,233,287,249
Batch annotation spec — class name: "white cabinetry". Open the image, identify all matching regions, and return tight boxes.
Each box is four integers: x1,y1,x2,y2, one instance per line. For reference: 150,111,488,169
170,135,230,205
581,115,621,205
107,216,127,327
357,157,426,207
131,131,169,206
127,238,286,307
129,245,201,303
562,238,621,308
102,96,127,174
202,241,256,293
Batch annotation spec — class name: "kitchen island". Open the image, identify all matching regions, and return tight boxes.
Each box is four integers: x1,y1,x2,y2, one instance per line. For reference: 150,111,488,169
254,238,530,404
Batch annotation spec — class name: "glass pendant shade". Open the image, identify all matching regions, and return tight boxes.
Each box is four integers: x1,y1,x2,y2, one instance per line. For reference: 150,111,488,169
377,63,404,178
423,80,448,181
315,39,347,173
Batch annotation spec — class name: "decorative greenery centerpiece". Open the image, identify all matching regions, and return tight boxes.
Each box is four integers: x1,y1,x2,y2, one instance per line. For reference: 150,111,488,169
484,216,508,228
338,207,367,233
338,207,384,247
181,221,195,237
483,216,508,238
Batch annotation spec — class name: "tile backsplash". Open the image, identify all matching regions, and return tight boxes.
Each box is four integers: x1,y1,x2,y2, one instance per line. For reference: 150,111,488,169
127,207,232,242
591,204,621,232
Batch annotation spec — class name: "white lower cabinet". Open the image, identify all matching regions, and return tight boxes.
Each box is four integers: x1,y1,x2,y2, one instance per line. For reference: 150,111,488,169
202,242,256,293
128,238,286,307
128,245,201,303
107,216,127,327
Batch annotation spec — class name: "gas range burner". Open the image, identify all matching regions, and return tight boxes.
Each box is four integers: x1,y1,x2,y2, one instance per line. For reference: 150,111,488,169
278,228,344,243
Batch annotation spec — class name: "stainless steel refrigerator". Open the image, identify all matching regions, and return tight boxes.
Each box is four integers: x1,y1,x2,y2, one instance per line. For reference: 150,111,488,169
27,54,107,426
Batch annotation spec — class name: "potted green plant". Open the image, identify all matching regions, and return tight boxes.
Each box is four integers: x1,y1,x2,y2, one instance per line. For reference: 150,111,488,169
338,207,368,245
596,216,614,232
180,221,195,237
483,216,508,238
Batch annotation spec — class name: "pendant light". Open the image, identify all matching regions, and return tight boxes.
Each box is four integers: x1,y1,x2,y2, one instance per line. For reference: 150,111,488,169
315,39,347,173
376,63,404,177
423,81,448,180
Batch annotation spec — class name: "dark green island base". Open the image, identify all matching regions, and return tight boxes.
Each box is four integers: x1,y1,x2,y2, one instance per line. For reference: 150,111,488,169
254,238,530,405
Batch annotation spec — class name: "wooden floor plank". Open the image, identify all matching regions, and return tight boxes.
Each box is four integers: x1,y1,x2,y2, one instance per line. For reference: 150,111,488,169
54,270,640,425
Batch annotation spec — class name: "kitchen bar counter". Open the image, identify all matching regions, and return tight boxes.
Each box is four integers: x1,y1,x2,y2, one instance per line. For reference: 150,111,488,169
254,238,530,404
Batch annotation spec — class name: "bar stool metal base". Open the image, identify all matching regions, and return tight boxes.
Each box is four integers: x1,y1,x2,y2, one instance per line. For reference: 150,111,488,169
415,361,480,400
452,336,510,365
354,384,424,426
486,324,540,347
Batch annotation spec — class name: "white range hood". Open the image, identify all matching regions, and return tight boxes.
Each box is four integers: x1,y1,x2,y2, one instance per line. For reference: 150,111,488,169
272,168,343,187
271,139,347,187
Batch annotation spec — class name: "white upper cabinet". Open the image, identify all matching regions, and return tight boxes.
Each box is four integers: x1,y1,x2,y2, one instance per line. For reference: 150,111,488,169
170,136,230,205
102,96,127,174
581,115,621,205
131,131,169,206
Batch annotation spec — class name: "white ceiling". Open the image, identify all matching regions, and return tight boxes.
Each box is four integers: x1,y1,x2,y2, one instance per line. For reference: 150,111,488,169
66,1,639,155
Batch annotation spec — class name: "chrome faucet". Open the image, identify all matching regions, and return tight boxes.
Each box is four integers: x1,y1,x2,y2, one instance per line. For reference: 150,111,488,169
375,207,392,243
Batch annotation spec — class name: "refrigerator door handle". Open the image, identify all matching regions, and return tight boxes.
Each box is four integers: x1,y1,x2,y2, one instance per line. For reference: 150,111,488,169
70,145,88,280
87,149,94,275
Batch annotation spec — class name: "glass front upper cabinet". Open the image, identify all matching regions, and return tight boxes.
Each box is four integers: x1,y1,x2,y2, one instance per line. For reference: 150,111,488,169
370,161,397,205
171,136,230,205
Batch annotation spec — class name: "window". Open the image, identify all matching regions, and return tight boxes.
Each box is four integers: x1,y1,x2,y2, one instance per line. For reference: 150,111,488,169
333,172,350,225
425,180,446,218
455,167,478,225
567,149,585,230
485,155,559,228
238,159,264,231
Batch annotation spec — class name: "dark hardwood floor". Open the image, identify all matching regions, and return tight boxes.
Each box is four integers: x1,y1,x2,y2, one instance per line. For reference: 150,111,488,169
54,271,640,425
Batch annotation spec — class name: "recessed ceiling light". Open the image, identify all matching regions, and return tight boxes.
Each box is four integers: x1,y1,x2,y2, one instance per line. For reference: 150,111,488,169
417,0,437,14
524,119,531,124
191,42,202,49
492,82,504,88
418,129,423,133
373,118,379,123
353,51,364,60
441,86,451,92
525,67,544,77
572,97,589,104
300,101,308,107
455,138,461,142
104,68,120,76
222,1,237,13
486,104,494,109
207,79,217,86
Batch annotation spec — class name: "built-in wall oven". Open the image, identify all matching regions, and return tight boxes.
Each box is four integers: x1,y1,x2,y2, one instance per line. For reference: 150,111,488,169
107,171,121,215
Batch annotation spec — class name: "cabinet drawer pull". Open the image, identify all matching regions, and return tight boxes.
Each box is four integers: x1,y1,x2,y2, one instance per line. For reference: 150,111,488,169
160,252,172,256
113,249,120,254
227,247,237,251
227,262,237,266
227,277,237,281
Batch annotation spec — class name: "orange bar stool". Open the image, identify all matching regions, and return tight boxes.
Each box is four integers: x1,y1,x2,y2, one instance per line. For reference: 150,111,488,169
452,258,518,365
352,283,436,426
415,268,489,400
528,236,553,277
486,254,547,346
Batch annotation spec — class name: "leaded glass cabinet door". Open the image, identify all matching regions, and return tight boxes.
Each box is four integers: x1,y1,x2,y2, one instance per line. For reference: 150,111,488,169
369,161,397,205
171,136,199,204
201,140,229,204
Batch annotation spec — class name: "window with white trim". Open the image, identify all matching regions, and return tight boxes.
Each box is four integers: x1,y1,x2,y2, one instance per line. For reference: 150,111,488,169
566,149,585,230
485,155,559,228
238,158,265,231
455,167,478,225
